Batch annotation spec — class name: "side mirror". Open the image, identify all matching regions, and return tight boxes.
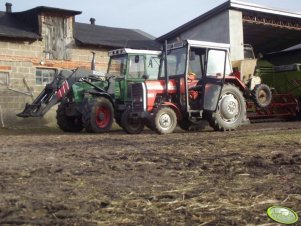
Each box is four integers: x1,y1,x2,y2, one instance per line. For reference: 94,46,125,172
190,51,196,61
135,55,140,63
142,74,149,80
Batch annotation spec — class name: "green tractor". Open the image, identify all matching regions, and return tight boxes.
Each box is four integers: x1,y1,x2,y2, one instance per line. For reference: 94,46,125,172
17,48,161,133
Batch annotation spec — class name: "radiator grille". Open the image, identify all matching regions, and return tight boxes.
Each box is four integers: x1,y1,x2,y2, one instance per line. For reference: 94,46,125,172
132,83,145,112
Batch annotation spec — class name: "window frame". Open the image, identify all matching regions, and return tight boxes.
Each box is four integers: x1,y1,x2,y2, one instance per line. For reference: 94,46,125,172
0,71,9,88
35,67,57,86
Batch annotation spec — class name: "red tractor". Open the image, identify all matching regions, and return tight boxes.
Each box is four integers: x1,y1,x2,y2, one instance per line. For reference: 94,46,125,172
123,40,269,134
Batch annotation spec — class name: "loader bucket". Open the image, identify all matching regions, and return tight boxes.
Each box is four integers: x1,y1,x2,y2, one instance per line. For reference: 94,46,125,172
17,102,47,118
17,86,59,118
17,103,36,118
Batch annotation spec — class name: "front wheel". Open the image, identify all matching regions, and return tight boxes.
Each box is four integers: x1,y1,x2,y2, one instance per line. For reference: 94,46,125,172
208,84,246,131
82,97,114,133
121,108,144,134
152,107,177,134
252,84,272,108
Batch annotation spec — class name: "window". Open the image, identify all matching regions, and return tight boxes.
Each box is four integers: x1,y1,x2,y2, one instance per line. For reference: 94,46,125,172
128,55,145,78
207,50,231,76
36,68,56,85
188,48,206,79
0,72,9,87
159,46,187,78
146,55,160,80
108,55,127,76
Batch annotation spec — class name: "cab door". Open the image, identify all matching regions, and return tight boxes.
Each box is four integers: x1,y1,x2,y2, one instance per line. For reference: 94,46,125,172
124,55,146,102
202,49,229,111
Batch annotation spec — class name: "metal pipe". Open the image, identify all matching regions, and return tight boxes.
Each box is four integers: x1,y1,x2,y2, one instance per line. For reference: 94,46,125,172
7,88,33,96
164,40,168,101
22,78,34,100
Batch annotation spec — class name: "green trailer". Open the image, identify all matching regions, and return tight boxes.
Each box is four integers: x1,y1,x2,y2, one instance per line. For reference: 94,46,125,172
247,62,301,119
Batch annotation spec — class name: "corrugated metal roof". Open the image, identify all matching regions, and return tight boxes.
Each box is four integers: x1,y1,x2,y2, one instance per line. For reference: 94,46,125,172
230,0,301,18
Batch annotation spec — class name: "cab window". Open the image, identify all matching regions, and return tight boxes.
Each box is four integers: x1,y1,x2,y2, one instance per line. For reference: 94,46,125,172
128,55,145,78
188,48,206,79
207,49,231,76
146,55,160,80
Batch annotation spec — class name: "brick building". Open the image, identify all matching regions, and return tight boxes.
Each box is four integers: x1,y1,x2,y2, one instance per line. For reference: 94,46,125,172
0,3,159,127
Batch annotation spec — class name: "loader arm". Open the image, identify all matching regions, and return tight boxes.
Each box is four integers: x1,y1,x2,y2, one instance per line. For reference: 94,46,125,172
17,68,105,118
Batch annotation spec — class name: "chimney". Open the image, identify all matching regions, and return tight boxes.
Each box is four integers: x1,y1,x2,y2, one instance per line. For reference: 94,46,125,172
5,2,12,13
90,18,96,25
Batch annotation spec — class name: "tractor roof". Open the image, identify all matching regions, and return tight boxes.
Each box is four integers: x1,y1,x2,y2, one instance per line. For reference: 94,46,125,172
108,48,161,57
167,40,230,50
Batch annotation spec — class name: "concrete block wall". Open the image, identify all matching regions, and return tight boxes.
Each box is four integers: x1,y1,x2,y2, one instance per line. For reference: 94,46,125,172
0,39,111,128
174,11,230,44
169,10,244,62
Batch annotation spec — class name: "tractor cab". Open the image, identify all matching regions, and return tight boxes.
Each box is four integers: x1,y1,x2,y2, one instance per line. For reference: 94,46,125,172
158,40,232,115
107,48,160,104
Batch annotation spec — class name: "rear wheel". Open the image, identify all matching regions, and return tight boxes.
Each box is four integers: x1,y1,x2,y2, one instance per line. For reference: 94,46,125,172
152,107,177,134
82,97,114,133
121,108,144,134
56,103,83,132
208,84,246,131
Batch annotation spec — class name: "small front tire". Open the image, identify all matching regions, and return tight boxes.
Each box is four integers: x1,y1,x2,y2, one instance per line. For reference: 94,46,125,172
152,107,177,134
252,84,272,108
121,108,144,134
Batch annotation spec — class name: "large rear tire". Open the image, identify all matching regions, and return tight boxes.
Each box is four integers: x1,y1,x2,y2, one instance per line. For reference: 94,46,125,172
121,108,144,134
208,84,246,131
152,107,177,134
56,103,83,132
82,97,114,133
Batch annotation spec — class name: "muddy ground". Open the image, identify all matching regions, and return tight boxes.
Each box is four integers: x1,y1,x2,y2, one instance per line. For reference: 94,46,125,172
0,121,301,226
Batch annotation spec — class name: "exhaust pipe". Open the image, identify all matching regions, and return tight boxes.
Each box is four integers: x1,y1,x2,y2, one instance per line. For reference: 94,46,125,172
91,51,96,70
164,40,169,101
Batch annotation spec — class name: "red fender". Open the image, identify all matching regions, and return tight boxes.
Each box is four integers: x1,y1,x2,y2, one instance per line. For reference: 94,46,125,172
161,102,182,120
225,76,250,96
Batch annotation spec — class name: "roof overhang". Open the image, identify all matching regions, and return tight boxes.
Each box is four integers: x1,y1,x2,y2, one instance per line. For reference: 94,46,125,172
230,0,301,18
157,0,301,54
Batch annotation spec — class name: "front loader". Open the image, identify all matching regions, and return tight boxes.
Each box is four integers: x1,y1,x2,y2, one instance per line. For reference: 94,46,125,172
17,49,161,133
